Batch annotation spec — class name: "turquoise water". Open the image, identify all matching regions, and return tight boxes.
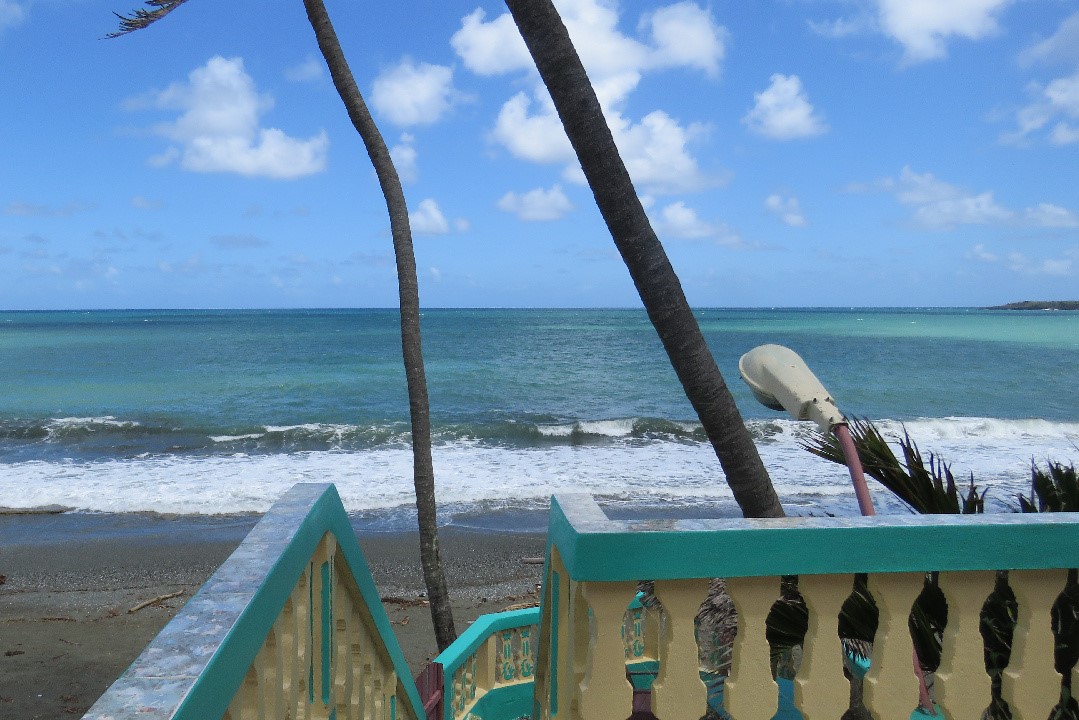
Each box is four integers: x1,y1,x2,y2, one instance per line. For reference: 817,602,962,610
1,308,1076,520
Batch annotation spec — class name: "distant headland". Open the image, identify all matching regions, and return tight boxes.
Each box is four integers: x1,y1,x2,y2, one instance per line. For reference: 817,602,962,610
987,300,1079,310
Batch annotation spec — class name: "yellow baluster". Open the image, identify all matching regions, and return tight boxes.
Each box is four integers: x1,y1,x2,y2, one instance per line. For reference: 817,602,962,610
651,578,711,719
1007,568,1067,719
863,572,924,718
796,574,853,720
576,581,637,720
934,571,995,717
726,576,780,720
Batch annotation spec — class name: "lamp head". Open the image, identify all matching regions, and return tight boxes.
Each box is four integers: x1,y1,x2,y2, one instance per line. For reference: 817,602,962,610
738,344,844,432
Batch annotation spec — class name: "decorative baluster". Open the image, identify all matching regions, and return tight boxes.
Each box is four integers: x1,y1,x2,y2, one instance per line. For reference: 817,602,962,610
498,629,517,683
862,572,924,718
796,574,854,720
649,578,711,718
934,570,995,717
1007,569,1067,718
1050,570,1079,720
726,576,780,720
576,580,637,720
520,625,536,680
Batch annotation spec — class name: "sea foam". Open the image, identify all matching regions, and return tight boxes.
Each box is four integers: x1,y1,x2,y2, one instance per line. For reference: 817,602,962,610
2,417,1074,520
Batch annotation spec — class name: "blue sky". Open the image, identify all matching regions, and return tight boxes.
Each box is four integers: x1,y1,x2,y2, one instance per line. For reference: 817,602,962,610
1,0,1077,309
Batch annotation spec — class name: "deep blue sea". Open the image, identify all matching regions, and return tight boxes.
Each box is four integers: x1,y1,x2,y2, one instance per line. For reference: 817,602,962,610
1,308,1076,527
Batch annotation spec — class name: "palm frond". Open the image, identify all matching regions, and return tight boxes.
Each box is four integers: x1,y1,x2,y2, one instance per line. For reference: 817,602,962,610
803,416,985,514
107,0,192,38
1019,461,1079,512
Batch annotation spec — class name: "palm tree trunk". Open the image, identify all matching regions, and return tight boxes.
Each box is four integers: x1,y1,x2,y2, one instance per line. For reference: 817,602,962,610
303,0,458,649
504,0,784,518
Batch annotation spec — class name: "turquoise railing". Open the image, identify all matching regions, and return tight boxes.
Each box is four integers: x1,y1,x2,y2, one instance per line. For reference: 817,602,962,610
83,483,424,720
535,493,1079,720
82,485,1079,720
432,607,540,720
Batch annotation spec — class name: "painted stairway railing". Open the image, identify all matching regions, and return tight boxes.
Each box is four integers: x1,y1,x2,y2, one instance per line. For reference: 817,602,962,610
84,484,1079,720
83,483,424,720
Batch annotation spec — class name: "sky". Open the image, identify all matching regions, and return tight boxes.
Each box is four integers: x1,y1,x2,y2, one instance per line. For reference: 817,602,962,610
1,0,1077,309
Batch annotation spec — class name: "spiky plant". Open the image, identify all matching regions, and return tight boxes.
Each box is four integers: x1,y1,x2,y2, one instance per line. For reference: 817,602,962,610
1019,461,1079,513
803,416,986,515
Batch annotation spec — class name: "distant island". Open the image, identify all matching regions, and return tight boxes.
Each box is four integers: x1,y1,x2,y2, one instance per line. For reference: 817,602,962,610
987,300,1079,310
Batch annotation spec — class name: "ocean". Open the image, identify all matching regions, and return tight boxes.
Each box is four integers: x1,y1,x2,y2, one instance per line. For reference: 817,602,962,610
1,307,1077,530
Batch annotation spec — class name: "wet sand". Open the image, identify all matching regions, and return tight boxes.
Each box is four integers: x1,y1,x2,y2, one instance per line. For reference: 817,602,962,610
0,513,547,720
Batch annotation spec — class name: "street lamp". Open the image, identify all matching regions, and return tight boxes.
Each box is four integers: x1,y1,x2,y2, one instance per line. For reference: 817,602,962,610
738,344,875,516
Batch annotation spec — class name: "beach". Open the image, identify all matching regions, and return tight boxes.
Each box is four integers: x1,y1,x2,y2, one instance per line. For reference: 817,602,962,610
0,512,547,720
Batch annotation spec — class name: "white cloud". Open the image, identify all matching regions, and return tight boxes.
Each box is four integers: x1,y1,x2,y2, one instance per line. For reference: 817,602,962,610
877,0,1013,63
1004,249,1076,276
1005,68,1079,145
454,0,724,194
498,184,574,221
812,0,1012,63
0,0,26,32
410,198,449,235
372,59,455,126
765,194,807,227
972,244,1078,277
743,74,828,140
655,201,740,244
1019,12,1079,67
285,55,323,82
143,56,328,179
1024,203,1079,228
492,91,576,165
430,266,442,281
390,133,418,183
808,15,871,39
642,2,726,77
451,8,533,75
883,166,1078,230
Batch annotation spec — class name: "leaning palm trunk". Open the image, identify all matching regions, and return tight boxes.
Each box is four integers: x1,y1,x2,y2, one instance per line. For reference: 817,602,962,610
302,0,456,650
504,0,783,518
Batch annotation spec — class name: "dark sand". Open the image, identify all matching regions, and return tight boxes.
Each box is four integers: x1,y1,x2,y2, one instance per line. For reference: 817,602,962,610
0,513,547,720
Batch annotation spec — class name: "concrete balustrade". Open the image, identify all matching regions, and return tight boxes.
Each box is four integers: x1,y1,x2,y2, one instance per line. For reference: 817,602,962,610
537,493,1079,720
83,486,1079,720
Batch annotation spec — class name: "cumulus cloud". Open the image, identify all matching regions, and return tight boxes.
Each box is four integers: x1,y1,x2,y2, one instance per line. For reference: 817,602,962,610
498,184,574,221
372,59,456,126
1019,12,1079,67
643,2,727,77
655,201,741,244
875,166,1078,230
743,75,827,140
452,0,724,194
811,0,1013,63
877,0,1013,62
390,133,419,183
0,0,26,32
1006,68,1079,146
409,198,450,235
451,8,533,75
285,55,323,82
765,194,807,227
140,56,328,179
